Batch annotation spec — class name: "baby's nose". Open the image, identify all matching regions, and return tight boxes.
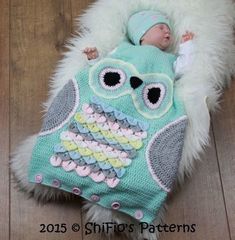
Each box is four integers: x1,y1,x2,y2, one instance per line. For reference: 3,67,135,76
165,31,171,38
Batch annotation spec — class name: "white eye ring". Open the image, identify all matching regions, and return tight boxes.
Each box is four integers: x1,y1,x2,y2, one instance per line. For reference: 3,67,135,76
99,67,126,90
143,83,166,109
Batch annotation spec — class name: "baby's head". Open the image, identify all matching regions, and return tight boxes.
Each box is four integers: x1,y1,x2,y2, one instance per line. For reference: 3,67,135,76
127,10,172,50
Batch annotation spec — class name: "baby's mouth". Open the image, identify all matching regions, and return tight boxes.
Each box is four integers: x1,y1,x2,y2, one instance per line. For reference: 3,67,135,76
165,36,170,41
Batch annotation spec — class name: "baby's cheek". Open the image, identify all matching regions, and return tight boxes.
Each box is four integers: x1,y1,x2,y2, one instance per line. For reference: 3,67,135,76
153,35,162,44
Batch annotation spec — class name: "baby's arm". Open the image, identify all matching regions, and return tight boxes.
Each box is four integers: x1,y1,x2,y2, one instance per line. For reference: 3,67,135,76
174,31,195,79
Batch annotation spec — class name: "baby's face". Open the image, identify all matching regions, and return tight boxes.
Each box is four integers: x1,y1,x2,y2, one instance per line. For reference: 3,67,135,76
140,24,171,50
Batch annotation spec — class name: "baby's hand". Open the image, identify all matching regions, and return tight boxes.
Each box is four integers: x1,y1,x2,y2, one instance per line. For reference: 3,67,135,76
83,47,99,60
181,31,194,43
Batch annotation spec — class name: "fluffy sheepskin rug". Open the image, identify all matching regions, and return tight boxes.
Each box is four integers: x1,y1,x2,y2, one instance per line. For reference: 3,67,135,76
10,0,235,239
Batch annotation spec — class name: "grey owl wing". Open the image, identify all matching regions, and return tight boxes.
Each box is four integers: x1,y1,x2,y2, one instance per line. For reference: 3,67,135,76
146,116,188,192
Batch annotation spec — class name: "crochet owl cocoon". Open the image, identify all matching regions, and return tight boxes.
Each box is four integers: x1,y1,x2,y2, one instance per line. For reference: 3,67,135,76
28,41,188,223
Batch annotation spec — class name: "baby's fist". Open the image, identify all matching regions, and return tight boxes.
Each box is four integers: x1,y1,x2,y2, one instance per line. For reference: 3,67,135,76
83,47,99,60
181,31,194,43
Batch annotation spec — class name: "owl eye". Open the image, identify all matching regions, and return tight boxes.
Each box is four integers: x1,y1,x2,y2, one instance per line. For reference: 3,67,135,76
143,83,166,109
99,67,126,90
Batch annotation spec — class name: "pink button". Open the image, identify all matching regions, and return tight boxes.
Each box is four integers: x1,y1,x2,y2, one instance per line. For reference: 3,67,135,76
111,202,121,210
90,194,100,202
134,210,144,220
52,179,61,188
72,187,82,195
35,174,43,183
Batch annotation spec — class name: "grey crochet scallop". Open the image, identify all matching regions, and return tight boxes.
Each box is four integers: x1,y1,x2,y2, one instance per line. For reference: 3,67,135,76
40,80,79,134
147,117,188,191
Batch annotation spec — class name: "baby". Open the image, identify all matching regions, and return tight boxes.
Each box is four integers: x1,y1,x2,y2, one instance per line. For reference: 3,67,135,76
83,10,194,79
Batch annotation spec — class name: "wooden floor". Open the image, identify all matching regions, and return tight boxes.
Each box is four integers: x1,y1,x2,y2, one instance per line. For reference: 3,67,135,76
1,0,235,239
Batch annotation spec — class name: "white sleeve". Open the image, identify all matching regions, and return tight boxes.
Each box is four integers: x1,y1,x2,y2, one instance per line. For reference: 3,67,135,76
174,40,194,79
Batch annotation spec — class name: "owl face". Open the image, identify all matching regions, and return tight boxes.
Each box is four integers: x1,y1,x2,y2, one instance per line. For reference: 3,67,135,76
89,58,173,119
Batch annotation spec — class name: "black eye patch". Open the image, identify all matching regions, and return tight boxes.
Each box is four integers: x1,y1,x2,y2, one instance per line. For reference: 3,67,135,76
99,67,126,90
148,87,161,104
143,83,166,110
104,72,121,86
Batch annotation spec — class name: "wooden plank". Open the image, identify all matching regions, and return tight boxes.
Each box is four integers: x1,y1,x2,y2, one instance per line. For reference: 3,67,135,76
10,0,72,142
0,0,10,239
10,1,83,239
161,128,230,240
211,80,235,240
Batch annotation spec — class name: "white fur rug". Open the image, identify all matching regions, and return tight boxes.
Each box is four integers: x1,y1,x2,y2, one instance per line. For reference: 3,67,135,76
11,0,235,239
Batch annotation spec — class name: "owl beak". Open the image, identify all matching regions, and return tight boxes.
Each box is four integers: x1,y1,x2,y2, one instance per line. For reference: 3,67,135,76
130,76,143,89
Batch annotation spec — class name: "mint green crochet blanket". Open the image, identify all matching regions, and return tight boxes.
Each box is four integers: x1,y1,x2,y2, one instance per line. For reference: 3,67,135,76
28,40,188,223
